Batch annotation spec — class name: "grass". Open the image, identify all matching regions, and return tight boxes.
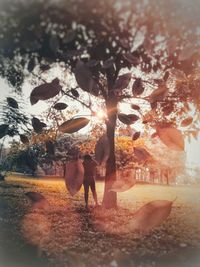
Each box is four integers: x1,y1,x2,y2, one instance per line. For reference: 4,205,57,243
0,175,200,267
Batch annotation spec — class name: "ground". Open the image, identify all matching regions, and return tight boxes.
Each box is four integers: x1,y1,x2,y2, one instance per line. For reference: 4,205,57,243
0,175,200,267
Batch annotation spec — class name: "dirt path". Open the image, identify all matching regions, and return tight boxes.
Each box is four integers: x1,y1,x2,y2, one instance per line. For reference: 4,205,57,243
0,175,200,267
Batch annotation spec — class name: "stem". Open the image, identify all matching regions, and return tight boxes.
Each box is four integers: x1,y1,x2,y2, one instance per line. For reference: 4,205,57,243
61,89,92,110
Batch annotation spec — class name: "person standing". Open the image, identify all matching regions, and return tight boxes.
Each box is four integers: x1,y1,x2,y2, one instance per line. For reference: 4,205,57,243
82,154,98,208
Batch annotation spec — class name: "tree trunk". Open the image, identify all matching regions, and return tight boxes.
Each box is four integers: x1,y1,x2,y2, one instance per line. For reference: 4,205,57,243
102,98,117,209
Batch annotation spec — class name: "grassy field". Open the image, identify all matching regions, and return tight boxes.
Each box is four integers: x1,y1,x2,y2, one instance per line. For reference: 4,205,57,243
0,175,200,267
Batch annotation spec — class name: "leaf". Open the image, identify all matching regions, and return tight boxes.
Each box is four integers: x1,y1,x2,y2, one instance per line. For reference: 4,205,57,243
149,83,168,103
64,159,84,196
163,71,170,81
134,147,151,162
151,132,158,138
71,89,79,98
49,35,59,52
20,134,29,144
128,200,173,232
0,124,9,139
58,117,90,134
132,132,140,141
131,104,140,111
32,117,47,133
114,73,131,90
178,44,197,61
102,58,115,68
63,30,76,44
30,78,62,105
53,102,68,110
27,58,35,72
7,97,18,109
25,192,49,210
118,113,139,125
95,134,110,164
46,140,55,155
75,61,99,96
40,64,51,72
25,192,46,202
171,69,187,81
156,126,184,151
132,78,144,95
123,53,139,65
181,117,193,127
86,60,99,68
191,130,198,140
162,104,174,116
110,176,135,192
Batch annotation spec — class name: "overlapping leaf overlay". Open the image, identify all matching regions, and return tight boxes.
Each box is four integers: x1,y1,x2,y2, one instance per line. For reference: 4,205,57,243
64,159,84,196
127,200,174,232
75,61,99,96
156,126,185,151
30,78,62,105
110,176,135,192
58,117,90,134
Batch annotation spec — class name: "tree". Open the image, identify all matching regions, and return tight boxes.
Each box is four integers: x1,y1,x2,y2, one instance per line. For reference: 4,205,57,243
0,0,199,208
5,140,43,175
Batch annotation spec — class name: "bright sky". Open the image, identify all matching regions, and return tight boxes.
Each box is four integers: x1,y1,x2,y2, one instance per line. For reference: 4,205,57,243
0,77,200,168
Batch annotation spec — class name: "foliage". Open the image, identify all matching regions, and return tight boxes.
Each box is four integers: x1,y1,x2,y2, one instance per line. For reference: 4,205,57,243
6,141,44,174
0,0,199,139
79,134,146,168
0,0,200,207
0,98,30,140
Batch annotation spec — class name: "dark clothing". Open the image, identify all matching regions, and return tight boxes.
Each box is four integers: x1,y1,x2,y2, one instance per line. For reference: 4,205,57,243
83,179,97,206
83,159,97,179
82,158,98,206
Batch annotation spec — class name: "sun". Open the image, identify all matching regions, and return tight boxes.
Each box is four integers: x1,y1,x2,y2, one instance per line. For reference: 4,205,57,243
96,110,107,120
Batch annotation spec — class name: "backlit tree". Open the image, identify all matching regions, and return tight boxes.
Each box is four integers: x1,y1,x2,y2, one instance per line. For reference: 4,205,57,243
0,0,199,208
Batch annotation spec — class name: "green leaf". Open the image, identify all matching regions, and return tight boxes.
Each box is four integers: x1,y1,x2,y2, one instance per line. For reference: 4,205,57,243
58,117,90,133
7,97,18,109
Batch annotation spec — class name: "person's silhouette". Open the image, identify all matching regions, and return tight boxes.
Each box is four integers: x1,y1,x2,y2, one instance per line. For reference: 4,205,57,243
82,154,98,208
